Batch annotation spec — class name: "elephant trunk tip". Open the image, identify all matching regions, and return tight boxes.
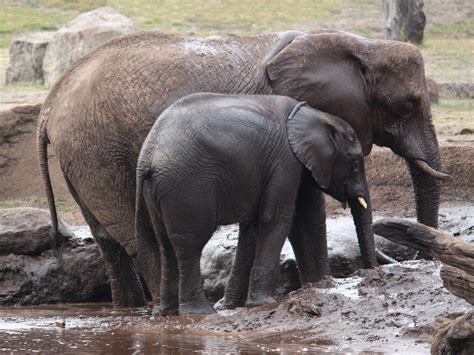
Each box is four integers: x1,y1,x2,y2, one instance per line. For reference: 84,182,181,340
412,159,452,181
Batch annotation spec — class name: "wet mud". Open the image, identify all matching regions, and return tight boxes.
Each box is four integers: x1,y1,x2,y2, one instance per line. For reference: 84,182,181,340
1,203,472,354
0,305,376,354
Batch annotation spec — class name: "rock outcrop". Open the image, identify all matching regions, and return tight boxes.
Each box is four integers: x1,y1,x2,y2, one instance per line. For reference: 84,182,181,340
0,208,71,256
5,32,54,85
42,7,136,87
0,208,110,305
439,82,474,99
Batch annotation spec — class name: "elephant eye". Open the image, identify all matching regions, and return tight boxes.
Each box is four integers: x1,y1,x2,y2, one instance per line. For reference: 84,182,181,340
400,101,415,116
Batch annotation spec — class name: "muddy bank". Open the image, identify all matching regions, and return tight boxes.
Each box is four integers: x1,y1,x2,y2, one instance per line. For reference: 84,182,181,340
1,204,472,352
0,259,471,353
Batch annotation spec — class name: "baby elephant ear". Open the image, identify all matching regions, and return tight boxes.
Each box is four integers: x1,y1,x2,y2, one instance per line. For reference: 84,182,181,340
286,103,336,189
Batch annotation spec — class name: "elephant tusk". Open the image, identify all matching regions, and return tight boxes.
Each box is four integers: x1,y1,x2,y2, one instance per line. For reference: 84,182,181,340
357,197,367,210
341,201,347,210
412,159,452,181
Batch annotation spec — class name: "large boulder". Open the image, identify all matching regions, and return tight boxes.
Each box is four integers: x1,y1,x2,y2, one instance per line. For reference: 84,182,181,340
0,208,71,256
5,32,54,85
201,216,416,302
0,208,110,305
42,7,136,87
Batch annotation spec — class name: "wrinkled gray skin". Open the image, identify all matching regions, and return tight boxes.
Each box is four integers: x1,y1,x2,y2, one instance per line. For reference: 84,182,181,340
37,30,447,308
135,93,371,315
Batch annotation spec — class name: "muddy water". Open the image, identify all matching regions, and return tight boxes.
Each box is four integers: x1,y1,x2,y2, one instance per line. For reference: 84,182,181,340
0,304,377,354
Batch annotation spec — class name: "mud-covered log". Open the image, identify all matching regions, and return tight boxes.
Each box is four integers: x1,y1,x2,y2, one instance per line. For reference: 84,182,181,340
441,265,474,305
373,218,474,275
373,218,474,305
431,309,474,355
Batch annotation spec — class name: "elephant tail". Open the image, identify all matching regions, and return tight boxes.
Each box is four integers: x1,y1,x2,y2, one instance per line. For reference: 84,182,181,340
37,120,63,266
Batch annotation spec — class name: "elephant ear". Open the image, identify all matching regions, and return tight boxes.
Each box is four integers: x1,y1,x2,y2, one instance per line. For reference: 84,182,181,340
286,103,336,189
267,33,373,155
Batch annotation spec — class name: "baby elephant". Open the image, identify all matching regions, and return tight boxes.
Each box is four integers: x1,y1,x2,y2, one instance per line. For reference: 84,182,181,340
135,93,370,316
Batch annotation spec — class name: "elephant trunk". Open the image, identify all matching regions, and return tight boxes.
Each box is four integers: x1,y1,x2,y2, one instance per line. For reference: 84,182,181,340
407,143,441,228
348,194,377,268
406,122,443,229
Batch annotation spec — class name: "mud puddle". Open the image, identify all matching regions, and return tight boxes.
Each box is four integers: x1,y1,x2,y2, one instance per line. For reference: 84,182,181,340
0,304,381,354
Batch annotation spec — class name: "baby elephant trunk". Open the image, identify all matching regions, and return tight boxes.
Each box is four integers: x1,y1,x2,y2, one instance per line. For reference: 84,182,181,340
347,180,377,268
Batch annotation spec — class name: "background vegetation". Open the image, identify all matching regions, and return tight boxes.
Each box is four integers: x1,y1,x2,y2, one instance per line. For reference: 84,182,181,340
0,0,471,214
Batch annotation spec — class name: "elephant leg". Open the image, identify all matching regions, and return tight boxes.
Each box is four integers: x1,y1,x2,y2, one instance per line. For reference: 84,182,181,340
246,210,294,307
289,179,328,284
93,230,148,307
133,220,162,308
223,220,257,309
63,176,147,307
168,233,215,315
142,184,178,316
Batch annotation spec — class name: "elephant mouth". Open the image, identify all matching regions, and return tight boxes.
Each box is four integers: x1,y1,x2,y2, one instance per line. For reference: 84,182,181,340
341,197,367,210
411,159,451,181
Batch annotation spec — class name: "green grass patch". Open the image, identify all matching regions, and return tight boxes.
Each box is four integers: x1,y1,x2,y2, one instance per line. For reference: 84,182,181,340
428,18,474,38
0,201,17,209
0,0,471,92
432,98,474,134
38,0,106,12
421,37,473,82
0,5,75,48
434,98,474,111
0,197,75,213
108,0,345,35
0,263,22,273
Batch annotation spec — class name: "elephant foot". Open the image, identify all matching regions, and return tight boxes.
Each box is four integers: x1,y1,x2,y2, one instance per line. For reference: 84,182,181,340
111,286,148,308
223,296,246,310
245,295,276,308
153,304,179,317
179,300,216,315
112,296,148,308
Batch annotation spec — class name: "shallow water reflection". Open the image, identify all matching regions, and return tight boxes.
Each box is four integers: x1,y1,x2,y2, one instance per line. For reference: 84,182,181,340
0,304,381,354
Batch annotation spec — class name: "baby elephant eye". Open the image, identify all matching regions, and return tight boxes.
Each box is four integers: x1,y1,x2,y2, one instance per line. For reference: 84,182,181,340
353,160,360,172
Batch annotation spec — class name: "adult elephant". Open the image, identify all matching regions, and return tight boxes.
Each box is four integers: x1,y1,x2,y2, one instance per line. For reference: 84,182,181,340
37,30,448,308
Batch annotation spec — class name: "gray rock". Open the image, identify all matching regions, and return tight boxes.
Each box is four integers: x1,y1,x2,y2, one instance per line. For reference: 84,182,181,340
0,208,110,305
5,32,54,85
201,225,238,302
0,207,72,256
439,82,474,99
0,241,110,305
201,225,302,302
43,7,137,87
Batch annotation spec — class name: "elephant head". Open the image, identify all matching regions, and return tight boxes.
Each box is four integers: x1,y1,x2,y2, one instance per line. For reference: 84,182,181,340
287,103,376,267
267,32,449,228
